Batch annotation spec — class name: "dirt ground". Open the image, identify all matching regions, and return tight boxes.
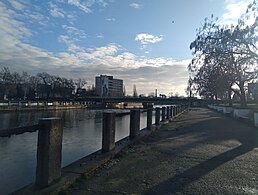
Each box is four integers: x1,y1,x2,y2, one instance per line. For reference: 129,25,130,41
62,108,258,195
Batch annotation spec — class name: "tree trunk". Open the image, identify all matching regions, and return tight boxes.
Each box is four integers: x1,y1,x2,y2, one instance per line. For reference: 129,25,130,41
239,81,247,107
214,92,218,103
228,88,233,106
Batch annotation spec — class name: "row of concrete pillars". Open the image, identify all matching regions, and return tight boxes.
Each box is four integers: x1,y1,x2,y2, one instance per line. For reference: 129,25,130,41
35,105,185,189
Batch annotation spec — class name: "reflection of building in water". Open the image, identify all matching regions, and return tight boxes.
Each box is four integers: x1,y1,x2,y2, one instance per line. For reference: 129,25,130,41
95,75,123,97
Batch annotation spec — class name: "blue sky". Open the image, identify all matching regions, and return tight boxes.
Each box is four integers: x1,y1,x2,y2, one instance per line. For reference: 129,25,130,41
0,0,253,96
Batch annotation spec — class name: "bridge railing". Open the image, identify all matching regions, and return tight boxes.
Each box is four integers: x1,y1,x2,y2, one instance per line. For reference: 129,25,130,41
2,105,186,193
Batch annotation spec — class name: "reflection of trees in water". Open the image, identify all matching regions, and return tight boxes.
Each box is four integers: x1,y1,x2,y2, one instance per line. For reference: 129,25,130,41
0,109,102,131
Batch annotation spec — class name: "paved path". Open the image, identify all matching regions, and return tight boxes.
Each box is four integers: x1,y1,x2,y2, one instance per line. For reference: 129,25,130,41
68,108,258,195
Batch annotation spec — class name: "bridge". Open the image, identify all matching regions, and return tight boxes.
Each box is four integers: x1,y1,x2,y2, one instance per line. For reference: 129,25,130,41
0,97,205,111
75,96,202,105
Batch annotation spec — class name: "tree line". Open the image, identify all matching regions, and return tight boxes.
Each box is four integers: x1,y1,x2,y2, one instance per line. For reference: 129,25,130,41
0,67,95,100
189,0,258,107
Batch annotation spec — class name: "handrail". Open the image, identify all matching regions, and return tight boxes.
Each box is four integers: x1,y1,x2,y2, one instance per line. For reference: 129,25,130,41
0,124,40,137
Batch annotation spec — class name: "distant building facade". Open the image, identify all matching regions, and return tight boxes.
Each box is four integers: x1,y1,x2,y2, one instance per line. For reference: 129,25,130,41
95,75,123,97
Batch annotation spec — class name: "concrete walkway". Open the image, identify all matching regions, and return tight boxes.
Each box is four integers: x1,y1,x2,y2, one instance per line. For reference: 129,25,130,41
67,108,258,195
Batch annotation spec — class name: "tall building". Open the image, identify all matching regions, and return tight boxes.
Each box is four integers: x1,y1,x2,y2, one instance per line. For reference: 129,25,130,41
95,75,123,97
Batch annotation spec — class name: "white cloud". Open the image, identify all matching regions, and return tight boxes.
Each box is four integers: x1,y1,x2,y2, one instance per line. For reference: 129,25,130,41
135,33,163,45
49,2,65,18
68,0,92,13
59,25,87,45
67,0,112,13
106,18,116,22
9,0,25,11
58,35,72,44
0,2,32,40
220,0,253,25
62,25,87,38
27,12,45,23
68,44,83,52
2,1,48,28
129,3,142,9
50,9,65,18
77,44,119,60
96,34,104,38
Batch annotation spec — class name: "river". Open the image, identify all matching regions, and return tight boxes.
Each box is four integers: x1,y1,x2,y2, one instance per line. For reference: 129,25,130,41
0,108,155,194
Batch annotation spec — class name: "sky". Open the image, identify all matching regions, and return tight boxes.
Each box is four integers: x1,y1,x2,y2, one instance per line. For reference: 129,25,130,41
0,0,254,96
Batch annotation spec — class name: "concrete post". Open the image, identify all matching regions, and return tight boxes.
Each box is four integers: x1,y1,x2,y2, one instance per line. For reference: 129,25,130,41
130,109,140,138
170,106,173,118
166,106,170,120
102,112,116,152
155,107,160,125
36,117,63,188
147,108,152,130
162,107,166,122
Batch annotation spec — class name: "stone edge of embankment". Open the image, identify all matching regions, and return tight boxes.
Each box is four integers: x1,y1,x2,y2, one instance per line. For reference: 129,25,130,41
12,110,187,195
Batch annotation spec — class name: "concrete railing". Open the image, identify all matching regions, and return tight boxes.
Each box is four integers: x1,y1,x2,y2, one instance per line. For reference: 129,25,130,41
223,107,233,114
233,108,252,119
208,104,258,127
254,111,258,128
7,105,186,193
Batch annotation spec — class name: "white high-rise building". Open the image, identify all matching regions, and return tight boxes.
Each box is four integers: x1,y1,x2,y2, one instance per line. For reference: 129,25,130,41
95,75,123,97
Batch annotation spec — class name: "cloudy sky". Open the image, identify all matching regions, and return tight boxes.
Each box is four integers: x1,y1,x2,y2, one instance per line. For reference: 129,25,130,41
0,0,253,96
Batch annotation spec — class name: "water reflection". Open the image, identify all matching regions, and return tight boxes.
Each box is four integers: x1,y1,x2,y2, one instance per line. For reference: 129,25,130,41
0,109,154,194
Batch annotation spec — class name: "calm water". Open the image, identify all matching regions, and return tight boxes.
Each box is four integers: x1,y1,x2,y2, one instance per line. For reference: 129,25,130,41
0,109,155,194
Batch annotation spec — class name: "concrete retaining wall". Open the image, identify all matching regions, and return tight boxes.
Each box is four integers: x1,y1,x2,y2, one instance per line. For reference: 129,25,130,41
254,112,258,127
208,104,257,126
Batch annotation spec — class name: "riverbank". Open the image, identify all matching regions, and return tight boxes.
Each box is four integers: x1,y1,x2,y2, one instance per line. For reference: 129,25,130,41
0,105,86,112
65,108,258,194
2,106,162,194
0,103,142,112
13,105,183,194
14,116,165,195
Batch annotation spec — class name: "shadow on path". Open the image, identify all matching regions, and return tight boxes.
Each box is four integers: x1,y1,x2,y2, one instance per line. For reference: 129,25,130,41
143,144,253,194
69,108,258,195
144,108,258,194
